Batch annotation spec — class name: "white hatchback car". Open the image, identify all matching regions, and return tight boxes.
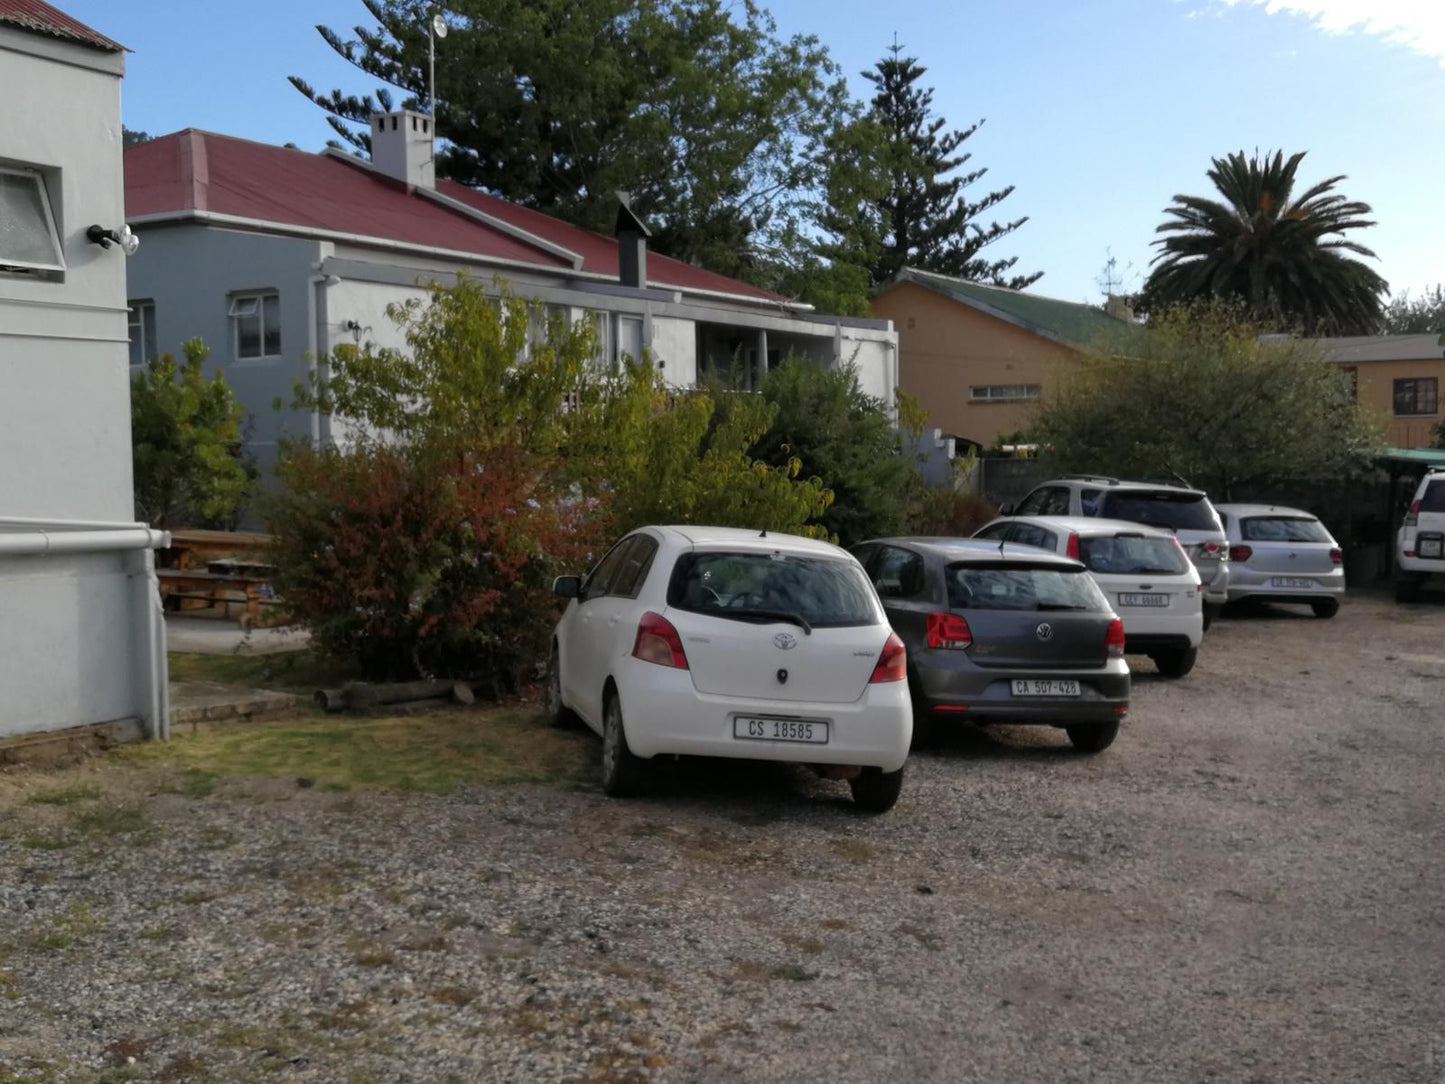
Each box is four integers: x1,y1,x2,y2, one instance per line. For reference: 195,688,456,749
1215,503,1345,617
546,526,912,811
973,515,1204,677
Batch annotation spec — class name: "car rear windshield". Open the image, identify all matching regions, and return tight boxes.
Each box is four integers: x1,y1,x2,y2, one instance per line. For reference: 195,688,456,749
1240,516,1332,543
1078,535,1190,575
668,551,877,627
1421,481,1445,513
946,563,1108,612
1100,491,1219,532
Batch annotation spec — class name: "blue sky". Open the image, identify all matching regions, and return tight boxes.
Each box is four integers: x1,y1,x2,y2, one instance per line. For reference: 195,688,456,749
69,0,1442,307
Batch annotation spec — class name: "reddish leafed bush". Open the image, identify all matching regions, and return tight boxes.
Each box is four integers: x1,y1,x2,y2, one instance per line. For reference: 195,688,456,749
268,439,609,689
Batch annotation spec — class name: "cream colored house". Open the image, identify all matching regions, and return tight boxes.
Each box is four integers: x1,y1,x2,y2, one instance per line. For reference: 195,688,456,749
871,268,1131,449
1314,334,1445,449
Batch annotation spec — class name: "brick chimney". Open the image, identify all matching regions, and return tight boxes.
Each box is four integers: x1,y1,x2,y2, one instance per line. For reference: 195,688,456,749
370,110,435,189
615,191,651,289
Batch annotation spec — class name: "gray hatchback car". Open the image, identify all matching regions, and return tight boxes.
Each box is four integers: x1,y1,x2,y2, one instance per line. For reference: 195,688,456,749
851,538,1131,753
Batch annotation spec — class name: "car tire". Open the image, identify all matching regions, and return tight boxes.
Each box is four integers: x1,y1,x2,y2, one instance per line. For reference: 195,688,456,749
849,765,904,813
1150,646,1198,679
1310,598,1340,620
544,644,578,728
1066,721,1120,753
1395,575,1421,603
601,692,648,798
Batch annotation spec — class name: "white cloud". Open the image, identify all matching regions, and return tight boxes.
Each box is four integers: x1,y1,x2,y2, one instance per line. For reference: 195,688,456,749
1212,1,1445,65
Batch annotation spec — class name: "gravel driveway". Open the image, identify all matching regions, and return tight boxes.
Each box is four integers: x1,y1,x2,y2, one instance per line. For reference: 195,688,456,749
2,593,1443,1083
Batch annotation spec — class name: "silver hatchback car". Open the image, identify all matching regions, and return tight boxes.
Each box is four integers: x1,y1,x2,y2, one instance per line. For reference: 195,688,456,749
1215,504,1344,618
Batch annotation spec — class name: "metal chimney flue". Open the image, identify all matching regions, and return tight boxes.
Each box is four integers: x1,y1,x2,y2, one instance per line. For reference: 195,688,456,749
615,191,651,289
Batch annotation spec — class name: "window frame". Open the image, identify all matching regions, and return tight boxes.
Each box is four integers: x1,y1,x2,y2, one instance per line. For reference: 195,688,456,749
229,291,282,361
610,533,659,599
968,384,1042,403
868,544,928,600
580,536,635,603
127,300,157,368
1392,377,1439,418
0,166,66,276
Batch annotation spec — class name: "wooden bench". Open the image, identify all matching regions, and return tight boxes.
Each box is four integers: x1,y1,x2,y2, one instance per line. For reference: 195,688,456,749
157,568,277,621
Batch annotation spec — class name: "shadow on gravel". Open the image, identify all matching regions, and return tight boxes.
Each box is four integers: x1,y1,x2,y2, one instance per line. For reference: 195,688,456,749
919,723,1082,763
625,755,856,818
1215,600,1319,622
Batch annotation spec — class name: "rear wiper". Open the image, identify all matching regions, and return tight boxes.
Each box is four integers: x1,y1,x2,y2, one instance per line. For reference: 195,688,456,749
722,607,814,634
1035,603,1087,611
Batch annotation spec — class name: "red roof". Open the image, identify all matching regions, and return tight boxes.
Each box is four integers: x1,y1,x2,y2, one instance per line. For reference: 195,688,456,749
124,129,783,304
0,0,122,50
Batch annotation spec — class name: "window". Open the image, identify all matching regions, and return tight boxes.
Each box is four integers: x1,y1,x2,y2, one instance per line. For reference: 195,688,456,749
611,535,659,599
945,564,1107,612
581,537,634,602
1393,377,1438,417
972,522,1012,542
590,310,613,371
1078,536,1189,576
230,292,281,359
1100,491,1219,532
1079,488,1103,516
969,384,1041,402
667,551,877,628
1240,517,1333,544
0,167,65,276
617,315,644,365
868,546,926,599
128,301,156,367
1009,523,1059,552
1013,488,1052,516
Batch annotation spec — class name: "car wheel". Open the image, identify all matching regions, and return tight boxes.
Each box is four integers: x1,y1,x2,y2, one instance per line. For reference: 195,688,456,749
601,692,648,798
544,644,578,728
1066,721,1120,753
1150,647,1198,679
1395,575,1421,603
849,765,904,813
1310,598,1340,620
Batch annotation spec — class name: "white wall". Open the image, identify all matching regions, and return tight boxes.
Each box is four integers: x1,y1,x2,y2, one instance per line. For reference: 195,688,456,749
649,315,697,387
841,335,894,408
0,27,163,739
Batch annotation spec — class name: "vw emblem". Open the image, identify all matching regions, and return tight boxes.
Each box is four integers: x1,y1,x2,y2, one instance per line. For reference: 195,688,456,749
772,632,797,651
1035,622,1054,642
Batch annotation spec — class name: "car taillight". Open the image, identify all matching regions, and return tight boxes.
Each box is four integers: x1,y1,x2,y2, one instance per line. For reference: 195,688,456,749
926,612,972,650
1106,618,1126,658
1404,500,1421,527
870,632,907,683
632,611,688,669
1329,547,1342,565
1201,541,1222,557
1230,544,1252,562
1066,532,1080,560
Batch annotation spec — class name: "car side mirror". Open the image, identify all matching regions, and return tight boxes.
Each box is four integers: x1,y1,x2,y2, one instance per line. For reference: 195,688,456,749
552,575,582,599
998,502,1014,516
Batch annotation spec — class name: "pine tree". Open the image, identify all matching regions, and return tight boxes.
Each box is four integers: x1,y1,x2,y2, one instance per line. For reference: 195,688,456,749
863,42,1039,289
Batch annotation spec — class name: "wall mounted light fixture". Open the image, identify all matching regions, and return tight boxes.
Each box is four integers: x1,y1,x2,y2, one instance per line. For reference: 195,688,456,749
86,224,141,256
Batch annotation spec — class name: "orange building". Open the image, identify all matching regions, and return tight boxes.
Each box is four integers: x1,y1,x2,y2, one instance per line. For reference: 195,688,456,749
870,268,1133,449
1314,334,1445,449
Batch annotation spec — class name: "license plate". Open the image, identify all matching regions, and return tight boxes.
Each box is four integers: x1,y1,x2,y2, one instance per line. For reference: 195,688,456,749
1011,679,1081,697
1119,593,1168,607
1271,577,1315,589
1420,538,1444,558
733,717,828,744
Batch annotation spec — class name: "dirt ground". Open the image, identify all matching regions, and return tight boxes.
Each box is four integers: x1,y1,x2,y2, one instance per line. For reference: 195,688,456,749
1,592,1442,1083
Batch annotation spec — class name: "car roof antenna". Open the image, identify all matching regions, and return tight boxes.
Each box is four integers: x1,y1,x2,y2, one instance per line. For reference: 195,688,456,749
759,529,767,537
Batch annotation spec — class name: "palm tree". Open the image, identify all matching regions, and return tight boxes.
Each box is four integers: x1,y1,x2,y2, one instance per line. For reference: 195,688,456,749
1138,150,1387,335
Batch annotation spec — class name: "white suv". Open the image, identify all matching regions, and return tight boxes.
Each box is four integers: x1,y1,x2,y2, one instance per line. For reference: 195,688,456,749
1006,477,1230,610
973,515,1204,677
1396,468,1445,602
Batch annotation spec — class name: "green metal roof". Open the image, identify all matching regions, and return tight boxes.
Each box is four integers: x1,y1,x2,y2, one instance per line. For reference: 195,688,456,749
1380,448,1445,465
886,268,1137,349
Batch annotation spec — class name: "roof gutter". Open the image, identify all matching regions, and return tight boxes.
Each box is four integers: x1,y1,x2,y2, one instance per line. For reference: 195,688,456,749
127,209,811,313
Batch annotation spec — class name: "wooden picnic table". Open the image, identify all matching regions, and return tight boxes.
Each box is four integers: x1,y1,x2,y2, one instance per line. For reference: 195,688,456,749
158,567,277,621
162,529,271,570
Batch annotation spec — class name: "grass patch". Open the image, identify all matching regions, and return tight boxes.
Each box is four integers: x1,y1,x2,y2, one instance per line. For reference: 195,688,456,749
26,783,100,807
828,837,876,864
21,832,75,851
119,707,593,795
71,805,148,838
346,937,395,969
769,963,818,982
28,901,101,951
780,935,825,955
157,769,218,799
167,650,355,693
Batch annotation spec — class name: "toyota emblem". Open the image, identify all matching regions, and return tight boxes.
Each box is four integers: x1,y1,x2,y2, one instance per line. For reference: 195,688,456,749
1035,622,1054,642
772,632,797,650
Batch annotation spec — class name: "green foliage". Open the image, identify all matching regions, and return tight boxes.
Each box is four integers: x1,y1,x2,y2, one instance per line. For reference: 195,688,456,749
907,486,998,538
748,359,920,546
291,0,847,283
1381,285,1445,335
131,339,251,528
807,42,1038,292
1138,150,1387,335
1034,301,1385,499
272,277,833,682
